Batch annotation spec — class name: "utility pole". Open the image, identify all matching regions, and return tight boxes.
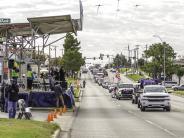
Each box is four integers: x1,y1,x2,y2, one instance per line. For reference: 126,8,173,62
49,45,51,74
60,49,64,57
136,45,139,74
53,46,58,59
145,44,148,63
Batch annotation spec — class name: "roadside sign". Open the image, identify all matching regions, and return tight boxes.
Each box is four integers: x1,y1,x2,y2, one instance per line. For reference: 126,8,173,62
0,18,11,24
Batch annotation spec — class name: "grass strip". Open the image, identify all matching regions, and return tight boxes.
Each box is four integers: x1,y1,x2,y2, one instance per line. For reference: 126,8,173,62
0,118,59,138
127,74,145,82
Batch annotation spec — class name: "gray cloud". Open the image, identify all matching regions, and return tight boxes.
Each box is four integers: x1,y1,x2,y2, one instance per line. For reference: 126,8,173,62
0,0,184,58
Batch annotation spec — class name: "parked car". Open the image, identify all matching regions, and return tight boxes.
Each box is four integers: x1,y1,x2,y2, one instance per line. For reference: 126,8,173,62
138,85,171,111
110,68,116,73
97,78,104,86
102,82,110,89
172,84,184,91
115,83,134,100
163,81,177,88
82,68,88,73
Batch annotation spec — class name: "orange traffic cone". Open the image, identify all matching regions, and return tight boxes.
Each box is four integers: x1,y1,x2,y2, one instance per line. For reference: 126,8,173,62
47,113,53,122
53,111,57,119
58,108,62,116
63,106,67,113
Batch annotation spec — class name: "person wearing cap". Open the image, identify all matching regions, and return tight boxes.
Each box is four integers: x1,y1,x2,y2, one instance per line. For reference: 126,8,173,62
8,80,19,118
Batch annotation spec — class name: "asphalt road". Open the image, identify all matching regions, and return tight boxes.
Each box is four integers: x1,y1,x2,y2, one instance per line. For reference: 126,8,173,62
70,73,184,138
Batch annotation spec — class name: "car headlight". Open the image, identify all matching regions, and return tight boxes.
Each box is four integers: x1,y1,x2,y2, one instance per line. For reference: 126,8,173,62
141,96,148,100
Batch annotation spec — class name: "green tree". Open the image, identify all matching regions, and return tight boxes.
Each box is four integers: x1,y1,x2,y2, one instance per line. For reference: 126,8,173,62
143,42,176,79
62,33,84,77
138,58,145,69
63,33,80,52
62,49,84,74
113,53,128,67
175,66,184,85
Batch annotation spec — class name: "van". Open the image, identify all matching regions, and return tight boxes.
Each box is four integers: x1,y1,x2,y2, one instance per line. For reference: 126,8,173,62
163,81,177,88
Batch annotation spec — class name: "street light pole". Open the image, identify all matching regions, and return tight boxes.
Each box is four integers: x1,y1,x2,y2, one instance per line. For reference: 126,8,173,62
153,35,165,86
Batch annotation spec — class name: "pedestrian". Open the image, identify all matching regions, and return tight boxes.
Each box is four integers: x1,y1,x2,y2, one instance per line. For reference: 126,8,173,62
11,67,19,83
49,75,55,91
27,66,34,90
54,83,65,108
0,81,9,112
68,85,76,112
83,80,86,88
8,80,19,119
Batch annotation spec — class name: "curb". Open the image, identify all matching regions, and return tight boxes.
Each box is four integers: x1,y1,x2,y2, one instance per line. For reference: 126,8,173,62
52,129,61,138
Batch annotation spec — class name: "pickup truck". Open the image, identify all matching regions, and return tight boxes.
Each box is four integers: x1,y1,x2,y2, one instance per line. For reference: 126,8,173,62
138,85,171,112
115,83,134,100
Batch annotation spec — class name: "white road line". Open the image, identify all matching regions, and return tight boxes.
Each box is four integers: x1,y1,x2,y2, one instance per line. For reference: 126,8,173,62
145,120,178,138
127,111,179,138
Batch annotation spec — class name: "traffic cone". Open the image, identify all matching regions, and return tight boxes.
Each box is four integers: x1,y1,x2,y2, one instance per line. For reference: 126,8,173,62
63,106,67,113
50,112,54,120
58,108,62,116
47,113,53,122
53,111,57,119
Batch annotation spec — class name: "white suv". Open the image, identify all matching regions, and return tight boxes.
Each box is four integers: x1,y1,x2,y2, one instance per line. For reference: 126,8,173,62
138,85,171,112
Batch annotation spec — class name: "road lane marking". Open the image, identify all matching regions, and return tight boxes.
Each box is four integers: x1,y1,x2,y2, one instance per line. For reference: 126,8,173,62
145,120,178,138
126,110,179,138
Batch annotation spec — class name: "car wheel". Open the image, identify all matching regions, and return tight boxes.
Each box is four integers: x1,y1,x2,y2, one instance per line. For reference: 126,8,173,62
138,102,140,108
135,98,138,104
140,105,145,111
165,107,171,112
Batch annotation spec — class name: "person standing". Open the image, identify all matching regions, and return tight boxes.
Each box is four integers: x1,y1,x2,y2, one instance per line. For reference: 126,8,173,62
8,80,19,118
54,83,65,108
83,80,86,88
11,67,19,83
27,67,34,90
0,82,9,112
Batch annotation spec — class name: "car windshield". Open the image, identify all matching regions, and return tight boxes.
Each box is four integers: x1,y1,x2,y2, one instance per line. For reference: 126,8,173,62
144,87,166,93
118,84,133,88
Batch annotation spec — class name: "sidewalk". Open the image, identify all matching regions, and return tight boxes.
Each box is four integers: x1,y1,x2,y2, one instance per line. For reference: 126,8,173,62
53,89,84,138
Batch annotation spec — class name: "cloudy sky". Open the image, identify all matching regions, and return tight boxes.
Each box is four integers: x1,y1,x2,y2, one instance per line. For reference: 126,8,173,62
1,0,184,62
